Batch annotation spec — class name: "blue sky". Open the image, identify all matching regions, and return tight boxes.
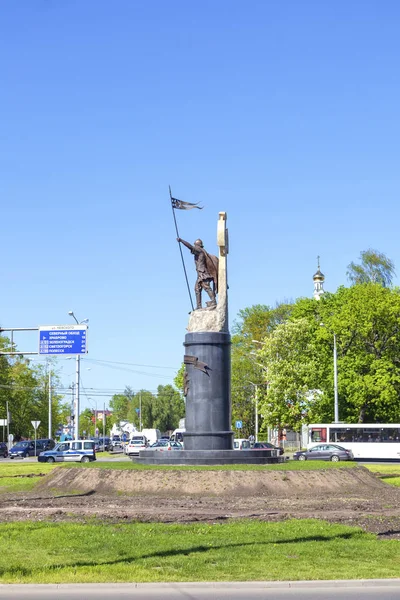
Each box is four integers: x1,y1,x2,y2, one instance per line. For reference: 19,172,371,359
2,1,400,412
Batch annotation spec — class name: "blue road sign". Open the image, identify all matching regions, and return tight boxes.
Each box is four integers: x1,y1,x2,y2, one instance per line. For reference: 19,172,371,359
39,325,88,355
235,420,243,429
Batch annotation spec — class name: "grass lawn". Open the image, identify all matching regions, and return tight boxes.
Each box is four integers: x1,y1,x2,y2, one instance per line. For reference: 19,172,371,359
0,462,56,493
0,461,399,583
364,464,400,487
0,519,400,584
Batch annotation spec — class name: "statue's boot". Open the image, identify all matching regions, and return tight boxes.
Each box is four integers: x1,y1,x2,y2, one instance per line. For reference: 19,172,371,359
205,288,216,306
195,292,202,310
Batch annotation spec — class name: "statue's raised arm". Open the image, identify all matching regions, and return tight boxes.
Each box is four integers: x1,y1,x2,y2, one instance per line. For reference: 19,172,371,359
177,238,218,310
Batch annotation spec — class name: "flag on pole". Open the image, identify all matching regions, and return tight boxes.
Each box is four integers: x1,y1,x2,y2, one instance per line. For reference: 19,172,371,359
171,197,203,210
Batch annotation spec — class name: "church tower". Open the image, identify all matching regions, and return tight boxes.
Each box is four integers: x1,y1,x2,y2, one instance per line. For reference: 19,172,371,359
313,256,325,300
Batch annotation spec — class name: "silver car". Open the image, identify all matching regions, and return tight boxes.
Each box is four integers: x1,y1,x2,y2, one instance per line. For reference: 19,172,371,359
293,443,353,462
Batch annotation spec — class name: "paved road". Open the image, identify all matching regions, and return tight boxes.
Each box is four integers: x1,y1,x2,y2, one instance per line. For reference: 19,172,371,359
3,455,400,464
1,581,400,600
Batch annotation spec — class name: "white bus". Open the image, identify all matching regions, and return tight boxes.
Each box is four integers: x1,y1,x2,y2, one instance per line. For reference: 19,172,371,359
307,423,400,460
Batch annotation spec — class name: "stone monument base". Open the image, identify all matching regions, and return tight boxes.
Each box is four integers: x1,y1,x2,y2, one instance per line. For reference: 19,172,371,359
132,449,286,466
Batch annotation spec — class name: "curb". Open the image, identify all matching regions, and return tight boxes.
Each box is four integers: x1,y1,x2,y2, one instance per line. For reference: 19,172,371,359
1,579,400,590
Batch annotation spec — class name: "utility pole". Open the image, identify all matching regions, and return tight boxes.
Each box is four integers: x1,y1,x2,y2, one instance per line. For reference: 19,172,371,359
75,355,80,440
6,401,10,448
68,311,88,441
139,391,142,431
70,382,75,439
333,333,339,423
255,385,259,442
48,369,52,439
103,402,106,441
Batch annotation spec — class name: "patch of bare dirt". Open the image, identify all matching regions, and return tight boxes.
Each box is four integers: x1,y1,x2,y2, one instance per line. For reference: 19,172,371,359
1,466,400,539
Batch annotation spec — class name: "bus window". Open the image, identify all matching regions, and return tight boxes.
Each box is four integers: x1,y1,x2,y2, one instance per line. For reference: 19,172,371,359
310,428,326,443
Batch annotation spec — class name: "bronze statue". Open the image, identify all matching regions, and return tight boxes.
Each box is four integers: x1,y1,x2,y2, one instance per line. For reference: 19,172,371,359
177,238,218,309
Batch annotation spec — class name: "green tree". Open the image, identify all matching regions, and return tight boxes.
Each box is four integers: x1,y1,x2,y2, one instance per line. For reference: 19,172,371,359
255,284,400,427
233,302,293,342
0,339,68,440
231,334,266,437
109,391,130,425
152,384,185,432
256,318,322,432
347,249,395,287
127,389,156,429
173,364,185,394
322,284,400,422
231,302,293,436
79,408,94,438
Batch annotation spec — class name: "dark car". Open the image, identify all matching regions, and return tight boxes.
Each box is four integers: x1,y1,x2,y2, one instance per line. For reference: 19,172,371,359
9,441,41,459
97,437,111,451
293,444,354,462
37,439,55,451
252,442,284,455
0,442,8,458
90,438,101,452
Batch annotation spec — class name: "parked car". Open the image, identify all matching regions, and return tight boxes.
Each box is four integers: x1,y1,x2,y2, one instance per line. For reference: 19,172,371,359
9,440,46,459
252,442,284,455
38,440,96,463
146,441,183,451
37,438,56,451
293,444,354,462
97,437,111,451
126,438,148,457
0,442,8,458
111,436,122,448
90,438,101,452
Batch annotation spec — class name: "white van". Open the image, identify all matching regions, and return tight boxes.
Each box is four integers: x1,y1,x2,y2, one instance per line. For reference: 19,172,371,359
233,438,251,450
141,429,161,446
170,428,185,443
38,440,96,463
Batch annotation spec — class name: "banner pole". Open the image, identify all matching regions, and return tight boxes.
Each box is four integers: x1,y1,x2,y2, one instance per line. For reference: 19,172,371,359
169,186,195,311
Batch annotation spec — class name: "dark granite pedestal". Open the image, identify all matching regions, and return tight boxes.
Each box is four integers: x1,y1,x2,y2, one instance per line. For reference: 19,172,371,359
133,448,286,466
183,331,233,451
136,330,281,466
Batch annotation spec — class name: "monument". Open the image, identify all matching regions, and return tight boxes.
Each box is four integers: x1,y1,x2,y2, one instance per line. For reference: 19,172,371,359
135,209,284,465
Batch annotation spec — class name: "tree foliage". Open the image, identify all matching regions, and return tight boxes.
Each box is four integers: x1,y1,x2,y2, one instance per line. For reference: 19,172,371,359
347,248,395,287
173,364,185,395
109,383,184,433
231,302,293,435
0,338,67,441
248,284,400,430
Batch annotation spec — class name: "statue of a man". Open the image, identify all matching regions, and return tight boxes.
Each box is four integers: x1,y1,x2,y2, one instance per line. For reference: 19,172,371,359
177,238,218,309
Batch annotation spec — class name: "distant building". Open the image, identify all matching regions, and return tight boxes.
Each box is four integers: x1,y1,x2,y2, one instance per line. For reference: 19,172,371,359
90,409,112,423
110,421,138,438
313,256,325,300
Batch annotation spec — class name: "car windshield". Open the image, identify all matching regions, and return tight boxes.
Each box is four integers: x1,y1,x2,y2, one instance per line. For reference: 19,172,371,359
14,442,29,448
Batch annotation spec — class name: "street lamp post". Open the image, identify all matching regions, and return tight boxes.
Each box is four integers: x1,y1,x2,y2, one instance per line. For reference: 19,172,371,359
246,381,259,442
48,368,52,439
320,324,339,423
68,311,89,441
333,333,339,423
